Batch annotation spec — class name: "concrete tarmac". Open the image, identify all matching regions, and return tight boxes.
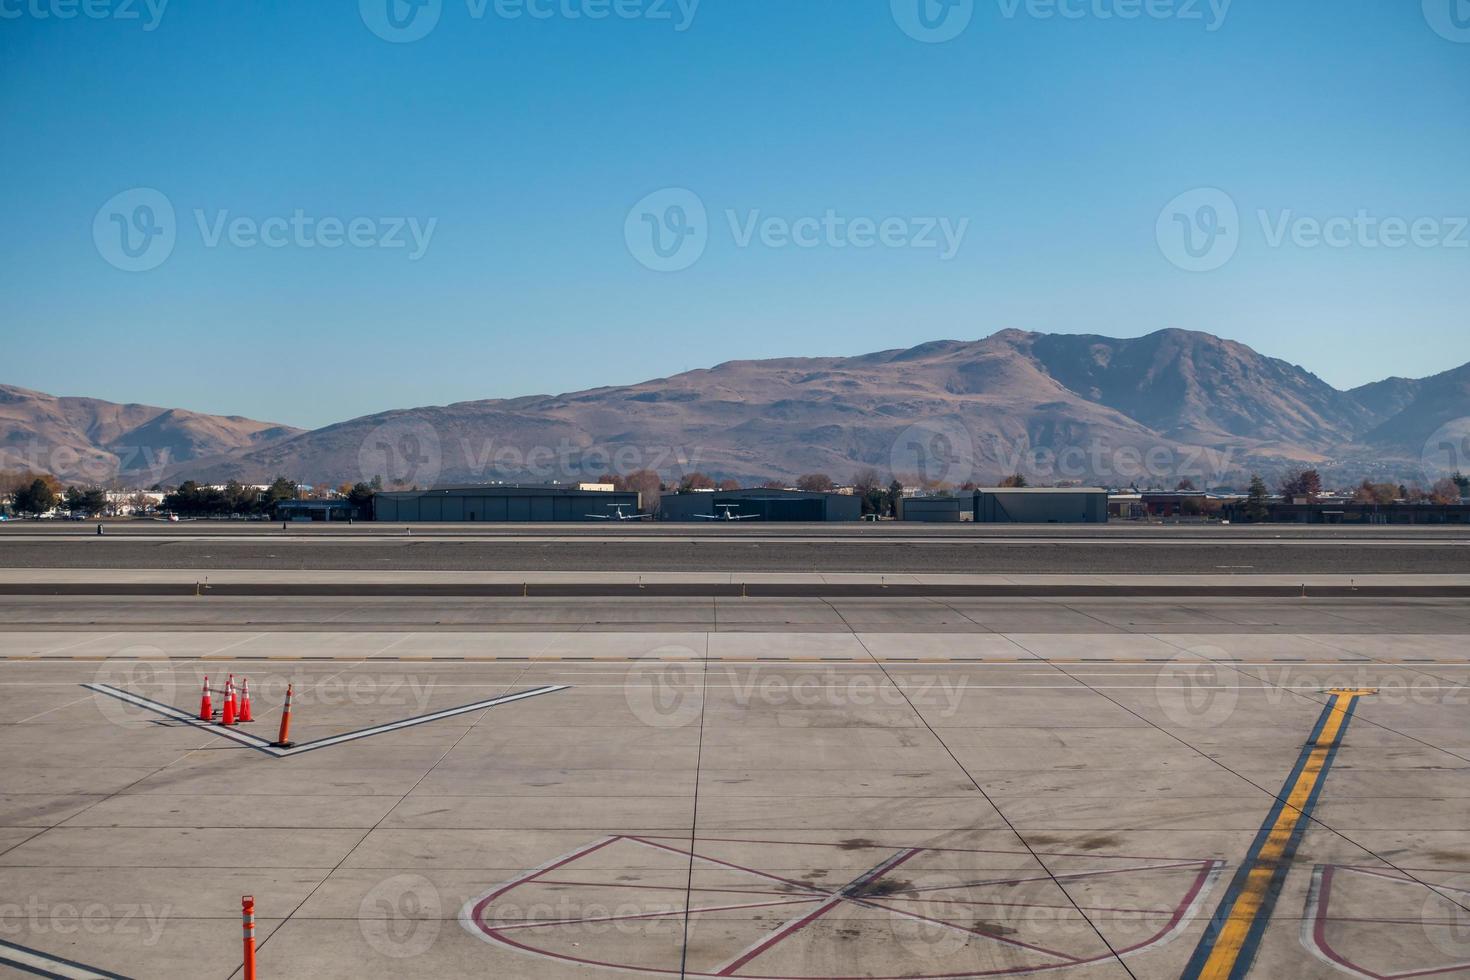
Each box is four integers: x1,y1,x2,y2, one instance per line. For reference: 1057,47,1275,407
2,540,1468,978
3,605,1470,978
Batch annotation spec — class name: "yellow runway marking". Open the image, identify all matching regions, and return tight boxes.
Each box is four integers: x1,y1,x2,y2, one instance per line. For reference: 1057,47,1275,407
1183,688,1374,980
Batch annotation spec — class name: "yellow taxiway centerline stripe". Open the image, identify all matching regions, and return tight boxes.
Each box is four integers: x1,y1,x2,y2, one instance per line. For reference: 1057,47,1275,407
1185,688,1375,980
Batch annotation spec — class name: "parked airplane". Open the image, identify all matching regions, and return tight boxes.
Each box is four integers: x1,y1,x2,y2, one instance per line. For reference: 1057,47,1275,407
586,504,650,521
696,503,759,521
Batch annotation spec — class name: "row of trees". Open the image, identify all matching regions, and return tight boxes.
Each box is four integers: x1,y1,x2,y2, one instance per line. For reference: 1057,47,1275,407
159,479,379,518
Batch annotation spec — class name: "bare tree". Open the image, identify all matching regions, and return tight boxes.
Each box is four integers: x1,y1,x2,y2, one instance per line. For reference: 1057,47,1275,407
795,473,834,492
623,469,663,514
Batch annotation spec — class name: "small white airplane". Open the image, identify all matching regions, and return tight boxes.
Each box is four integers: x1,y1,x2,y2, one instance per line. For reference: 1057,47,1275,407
586,504,651,521
696,503,759,521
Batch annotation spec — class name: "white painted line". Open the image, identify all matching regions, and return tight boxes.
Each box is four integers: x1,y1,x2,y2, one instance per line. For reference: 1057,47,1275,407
284,684,568,754
0,938,129,979
83,683,569,757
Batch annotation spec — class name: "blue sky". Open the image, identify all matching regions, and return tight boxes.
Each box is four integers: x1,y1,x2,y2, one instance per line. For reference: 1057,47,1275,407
3,0,1467,429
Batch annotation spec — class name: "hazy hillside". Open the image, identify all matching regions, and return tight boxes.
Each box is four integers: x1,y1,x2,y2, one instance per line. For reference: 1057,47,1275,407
0,385,301,485
6,331,1464,488
141,330,1468,489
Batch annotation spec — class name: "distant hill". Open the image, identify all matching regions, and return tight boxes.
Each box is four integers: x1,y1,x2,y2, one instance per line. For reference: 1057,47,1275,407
89,328,1463,490
0,385,301,485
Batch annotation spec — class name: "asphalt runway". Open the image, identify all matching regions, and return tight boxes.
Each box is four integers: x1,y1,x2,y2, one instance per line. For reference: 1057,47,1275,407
3,595,1470,635
2,523,1468,574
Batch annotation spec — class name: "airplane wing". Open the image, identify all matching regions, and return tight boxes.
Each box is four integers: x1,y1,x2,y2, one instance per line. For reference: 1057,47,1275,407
693,514,722,519
733,514,760,520
585,514,613,520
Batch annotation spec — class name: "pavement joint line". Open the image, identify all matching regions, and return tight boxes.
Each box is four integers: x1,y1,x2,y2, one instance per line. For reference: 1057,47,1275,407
1181,690,1370,980
845,631,1143,979
247,661,542,976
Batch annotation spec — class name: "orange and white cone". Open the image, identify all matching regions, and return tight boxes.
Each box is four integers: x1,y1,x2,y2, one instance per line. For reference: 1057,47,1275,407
273,684,294,748
221,676,237,726
238,678,253,723
198,676,212,722
228,674,240,716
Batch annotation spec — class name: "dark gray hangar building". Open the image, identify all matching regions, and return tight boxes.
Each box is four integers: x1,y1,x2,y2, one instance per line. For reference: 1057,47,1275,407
898,496,965,522
658,488,862,522
974,487,1108,523
374,485,642,522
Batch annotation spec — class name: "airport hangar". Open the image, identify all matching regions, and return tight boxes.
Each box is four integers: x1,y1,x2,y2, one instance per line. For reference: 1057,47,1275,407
658,487,863,521
899,488,1109,523
372,485,641,522
369,484,1107,523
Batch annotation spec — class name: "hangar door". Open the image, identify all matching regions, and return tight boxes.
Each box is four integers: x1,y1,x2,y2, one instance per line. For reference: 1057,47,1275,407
719,497,824,521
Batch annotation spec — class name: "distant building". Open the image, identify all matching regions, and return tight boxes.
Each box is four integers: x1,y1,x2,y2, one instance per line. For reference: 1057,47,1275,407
658,488,861,522
1222,500,1470,524
898,496,964,522
974,487,1108,524
277,499,354,522
104,490,164,516
374,484,638,522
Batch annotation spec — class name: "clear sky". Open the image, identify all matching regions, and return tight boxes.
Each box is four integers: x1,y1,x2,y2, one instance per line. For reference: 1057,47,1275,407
3,0,1467,429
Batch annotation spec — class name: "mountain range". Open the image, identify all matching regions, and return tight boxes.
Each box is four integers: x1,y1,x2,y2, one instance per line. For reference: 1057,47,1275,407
4,330,1467,488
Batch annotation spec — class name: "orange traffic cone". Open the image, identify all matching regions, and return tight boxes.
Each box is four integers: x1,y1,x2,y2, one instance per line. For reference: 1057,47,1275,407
238,678,253,723
273,684,294,748
228,674,240,716
198,676,212,722
221,676,237,726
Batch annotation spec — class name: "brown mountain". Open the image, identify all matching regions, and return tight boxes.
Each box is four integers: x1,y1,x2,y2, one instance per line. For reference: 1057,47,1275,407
0,385,301,485
157,329,1469,489
1358,363,1470,455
